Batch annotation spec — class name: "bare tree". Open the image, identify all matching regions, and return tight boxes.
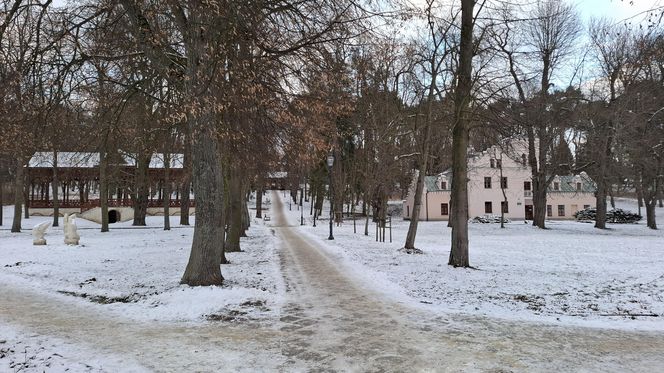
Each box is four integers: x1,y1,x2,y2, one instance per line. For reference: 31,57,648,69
448,0,477,267
403,1,456,254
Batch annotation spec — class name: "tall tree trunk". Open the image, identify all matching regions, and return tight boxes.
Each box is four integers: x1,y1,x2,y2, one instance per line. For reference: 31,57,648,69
242,187,250,234
218,151,228,265
595,182,607,229
180,113,224,285
645,200,657,229
52,150,59,227
23,175,29,219
404,65,435,251
532,175,547,228
164,152,171,231
500,156,507,229
364,192,370,236
448,0,475,268
404,169,426,251
636,179,644,217
0,176,4,225
132,153,150,226
11,158,24,233
256,186,263,218
180,135,192,225
225,166,243,252
100,148,109,232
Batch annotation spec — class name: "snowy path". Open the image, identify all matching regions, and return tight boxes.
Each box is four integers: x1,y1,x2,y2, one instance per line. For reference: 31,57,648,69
0,283,282,371
0,192,663,371
271,192,664,372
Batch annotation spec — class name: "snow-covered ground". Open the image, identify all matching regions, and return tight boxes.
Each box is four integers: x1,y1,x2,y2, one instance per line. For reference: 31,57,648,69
0,199,284,324
279,193,664,331
1,193,663,371
1,198,286,371
0,323,147,372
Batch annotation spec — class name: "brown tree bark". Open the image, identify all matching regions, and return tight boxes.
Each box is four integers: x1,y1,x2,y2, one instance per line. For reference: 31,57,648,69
11,158,24,233
256,186,263,218
180,111,225,285
132,153,150,226
532,178,547,228
52,150,59,227
100,148,109,232
242,186,250,235
404,169,426,251
594,182,607,229
0,176,4,225
448,0,475,268
225,166,243,252
23,175,29,219
179,134,192,225
645,200,657,229
163,152,171,231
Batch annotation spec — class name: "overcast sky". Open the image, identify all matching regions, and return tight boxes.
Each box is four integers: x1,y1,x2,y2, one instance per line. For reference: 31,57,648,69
575,0,663,22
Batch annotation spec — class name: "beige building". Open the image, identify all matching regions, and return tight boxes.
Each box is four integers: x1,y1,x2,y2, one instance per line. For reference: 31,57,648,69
403,141,596,221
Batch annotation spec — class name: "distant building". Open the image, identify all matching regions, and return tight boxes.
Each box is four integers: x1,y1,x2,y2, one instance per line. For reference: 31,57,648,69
265,171,287,190
25,151,193,223
403,140,596,221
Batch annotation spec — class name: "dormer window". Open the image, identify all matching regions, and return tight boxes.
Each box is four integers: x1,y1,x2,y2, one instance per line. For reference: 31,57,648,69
496,159,502,168
576,182,582,191
553,182,560,191
490,159,495,168
441,181,447,190
521,154,527,166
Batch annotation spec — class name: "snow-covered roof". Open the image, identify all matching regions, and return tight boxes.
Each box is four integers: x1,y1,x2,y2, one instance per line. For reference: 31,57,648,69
548,173,596,193
29,152,184,169
29,152,100,168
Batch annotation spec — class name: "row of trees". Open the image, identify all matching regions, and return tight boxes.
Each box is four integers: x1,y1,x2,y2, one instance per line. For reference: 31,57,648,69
1,0,662,284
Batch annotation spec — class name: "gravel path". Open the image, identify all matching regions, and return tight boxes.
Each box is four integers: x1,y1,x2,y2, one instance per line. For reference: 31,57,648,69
270,192,664,372
0,191,662,372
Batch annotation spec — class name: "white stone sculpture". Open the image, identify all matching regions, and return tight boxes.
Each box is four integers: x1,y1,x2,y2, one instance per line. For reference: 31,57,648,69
32,221,51,245
63,213,80,245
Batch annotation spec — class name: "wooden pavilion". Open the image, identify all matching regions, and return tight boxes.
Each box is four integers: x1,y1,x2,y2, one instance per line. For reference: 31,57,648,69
26,152,194,215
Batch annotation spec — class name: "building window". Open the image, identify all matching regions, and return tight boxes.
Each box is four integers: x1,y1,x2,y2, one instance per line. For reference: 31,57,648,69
441,203,449,216
490,159,495,168
584,204,590,209
501,201,509,213
547,205,552,217
496,159,502,168
576,182,582,191
484,177,492,189
524,181,531,191
554,182,560,191
441,181,447,190
558,205,565,216
485,201,493,214
407,205,410,217
521,153,527,166
501,177,508,189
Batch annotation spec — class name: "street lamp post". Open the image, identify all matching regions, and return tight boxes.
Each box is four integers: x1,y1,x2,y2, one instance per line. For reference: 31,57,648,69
326,152,335,240
300,185,304,226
